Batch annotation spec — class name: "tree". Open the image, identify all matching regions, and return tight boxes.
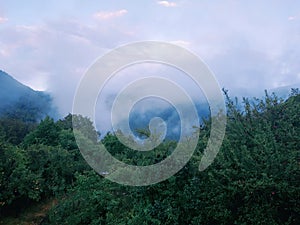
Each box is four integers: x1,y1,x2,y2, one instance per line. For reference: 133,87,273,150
23,116,60,147
44,91,300,225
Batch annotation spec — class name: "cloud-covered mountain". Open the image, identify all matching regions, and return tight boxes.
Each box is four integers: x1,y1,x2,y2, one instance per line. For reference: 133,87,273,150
96,97,211,141
114,84,300,141
0,70,58,122
269,84,300,99
128,100,210,141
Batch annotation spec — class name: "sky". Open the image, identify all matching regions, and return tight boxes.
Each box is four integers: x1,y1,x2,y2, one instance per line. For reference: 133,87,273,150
0,0,300,118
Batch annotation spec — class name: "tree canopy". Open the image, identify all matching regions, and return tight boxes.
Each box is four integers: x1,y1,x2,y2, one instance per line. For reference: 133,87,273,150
0,91,299,224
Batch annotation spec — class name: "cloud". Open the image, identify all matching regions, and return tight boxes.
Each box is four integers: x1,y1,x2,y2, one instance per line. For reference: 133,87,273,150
288,14,300,21
93,9,128,20
288,16,296,21
0,16,137,115
1,0,300,122
157,1,177,7
0,16,8,23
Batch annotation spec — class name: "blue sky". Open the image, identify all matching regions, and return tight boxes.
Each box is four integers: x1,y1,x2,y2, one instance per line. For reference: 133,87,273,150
0,0,300,115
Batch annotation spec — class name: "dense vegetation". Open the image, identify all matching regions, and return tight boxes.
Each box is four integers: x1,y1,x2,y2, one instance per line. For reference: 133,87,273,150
0,90,299,224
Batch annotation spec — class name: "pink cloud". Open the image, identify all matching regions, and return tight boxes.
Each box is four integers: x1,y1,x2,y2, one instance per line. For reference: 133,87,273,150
93,9,128,20
0,16,8,23
157,1,177,7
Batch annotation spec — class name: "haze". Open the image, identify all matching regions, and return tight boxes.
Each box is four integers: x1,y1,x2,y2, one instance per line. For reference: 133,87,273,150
0,0,299,116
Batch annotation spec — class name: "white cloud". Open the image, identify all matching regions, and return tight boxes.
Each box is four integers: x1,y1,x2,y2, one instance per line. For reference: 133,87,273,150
157,1,177,7
1,0,300,118
0,16,137,115
0,16,8,23
288,12,300,21
288,16,296,21
93,9,128,20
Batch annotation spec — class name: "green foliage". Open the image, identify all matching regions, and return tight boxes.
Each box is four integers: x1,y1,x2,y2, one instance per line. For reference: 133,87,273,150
44,91,300,225
101,132,177,166
0,114,91,217
26,144,89,196
0,142,41,211
0,117,36,145
0,91,299,225
23,116,60,147
72,114,100,143
45,171,129,225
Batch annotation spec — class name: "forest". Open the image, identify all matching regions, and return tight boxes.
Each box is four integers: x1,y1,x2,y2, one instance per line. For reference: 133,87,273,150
0,90,299,225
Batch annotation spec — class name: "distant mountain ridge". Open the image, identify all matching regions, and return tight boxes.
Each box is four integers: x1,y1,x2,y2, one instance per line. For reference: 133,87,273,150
269,84,300,99
0,70,31,106
0,70,57,122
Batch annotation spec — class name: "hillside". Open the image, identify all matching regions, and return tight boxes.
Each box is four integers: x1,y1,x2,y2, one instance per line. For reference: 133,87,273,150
0,70,57,122
0,90,299,225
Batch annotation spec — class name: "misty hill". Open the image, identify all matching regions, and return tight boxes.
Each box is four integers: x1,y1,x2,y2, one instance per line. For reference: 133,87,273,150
0,70,57,122
270,84,300,99
124,85,299,141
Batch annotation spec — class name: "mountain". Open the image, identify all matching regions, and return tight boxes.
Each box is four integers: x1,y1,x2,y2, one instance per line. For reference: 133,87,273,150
0,70,57,122
122,85,300,141
269,84,300,99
